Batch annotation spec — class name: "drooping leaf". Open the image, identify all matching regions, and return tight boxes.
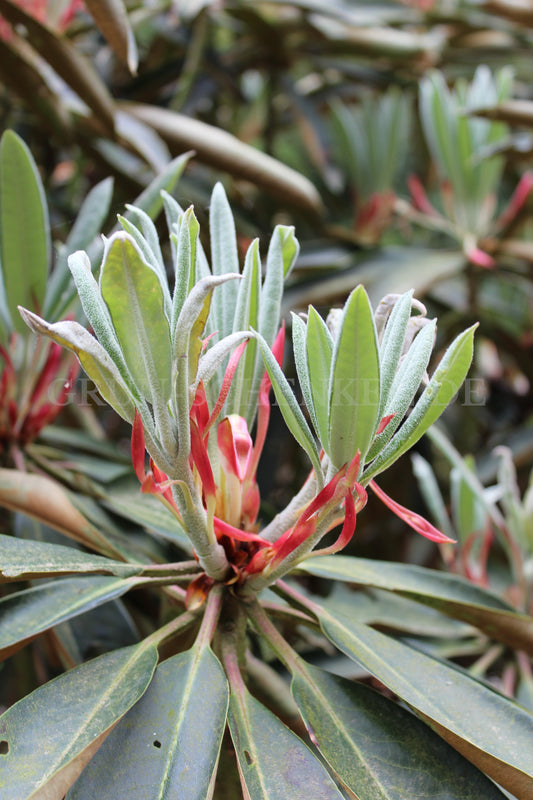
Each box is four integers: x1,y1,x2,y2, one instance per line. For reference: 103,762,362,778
0,468,130,560
67,646,228,800
84,0,138,73
0,575,142,660
228,684,344,800
292,663,507,800
301,555,533,654
0,130,49,332
0,535,142,581
317,607,533,798
118,102,324,215
328,285,380,468
0,643,158,800
0,0,116,133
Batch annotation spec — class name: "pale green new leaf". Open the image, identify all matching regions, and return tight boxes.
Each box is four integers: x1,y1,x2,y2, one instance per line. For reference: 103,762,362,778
67,250,141,398
377,290,414,415
318,609,533,798
364,324,476,481
291,312,318,434
100,232,172,403
306,306,333,447
292,663,506,800
254,331,323,483
366,319,436,461
259,225,299,349
0,130,50,333
67,646,228,800
0,643,158,800
171,207,199,333
228,685,344,800
209,182,239,338
328,286,380,468
227,238,261,421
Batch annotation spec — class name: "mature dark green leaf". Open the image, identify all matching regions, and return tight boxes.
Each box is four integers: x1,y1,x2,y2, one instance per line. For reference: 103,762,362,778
67,646,228,799
322,584,473,638
228,685,344,799
0,130,49,333
301,555,533,654
0,535,142,581
0,576,141,659
318,608,533,798
292,663,507,800
0,643,158,800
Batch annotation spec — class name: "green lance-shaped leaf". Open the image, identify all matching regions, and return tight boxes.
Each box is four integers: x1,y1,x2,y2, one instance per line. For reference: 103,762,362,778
306,306,333,447
365,319,436,462
376,290,414,415
44,177,114,319
67,250,141,396
328,285,380,469
228,684,344,800
292,663,507,800
0,575,142,660
171,206,200,334
301,555,533,655
317,607,533,798
0,535,143,582
0,130,50,333
259,225,299,349
364,324,477,482
100,232,172,403
0,643,158,800
227,237,261,422
18,309,137,423
209,182,240,339
67,645,228,800
117,211,170,316
291,312,318,434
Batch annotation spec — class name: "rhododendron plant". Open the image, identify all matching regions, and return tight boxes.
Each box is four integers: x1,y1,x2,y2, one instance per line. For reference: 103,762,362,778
3,171,532,800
